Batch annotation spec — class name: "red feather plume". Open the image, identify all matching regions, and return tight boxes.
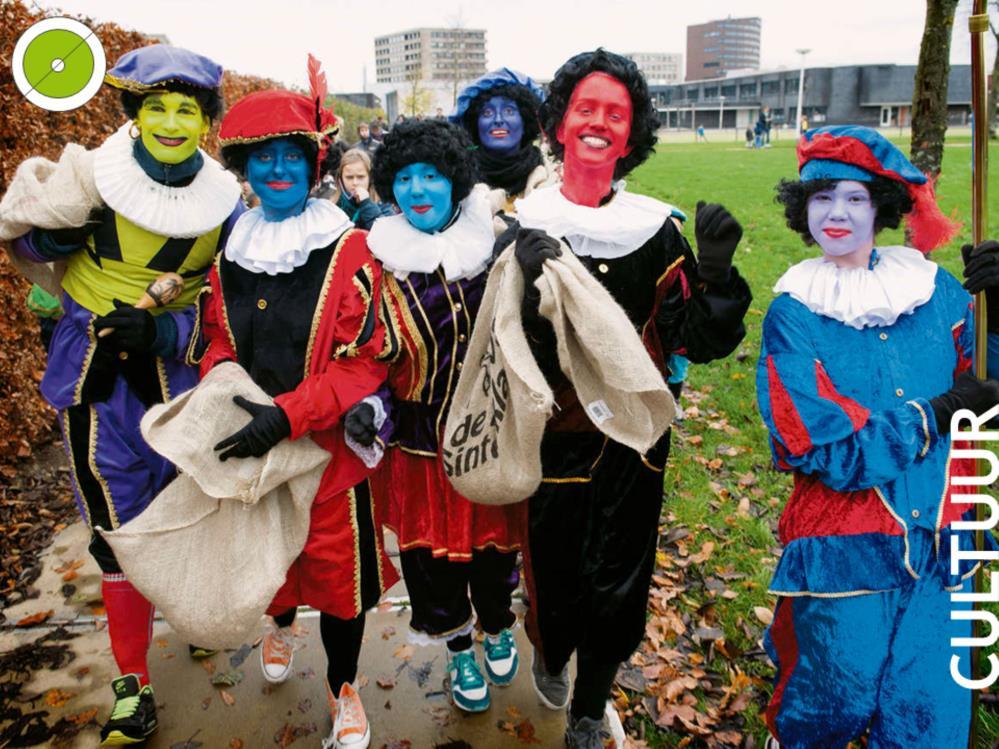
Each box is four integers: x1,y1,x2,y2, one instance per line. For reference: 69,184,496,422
307,53,329,131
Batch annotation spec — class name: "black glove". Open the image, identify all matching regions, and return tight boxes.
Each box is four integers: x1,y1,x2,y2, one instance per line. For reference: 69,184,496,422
694,201,743,285
962,240,999,333
929,372,999,433
92,299,157,353
514,228,562,291
344,402,377,447
214,396,292,461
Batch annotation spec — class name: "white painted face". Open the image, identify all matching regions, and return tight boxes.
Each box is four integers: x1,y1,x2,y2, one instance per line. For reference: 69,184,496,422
806,180,877,258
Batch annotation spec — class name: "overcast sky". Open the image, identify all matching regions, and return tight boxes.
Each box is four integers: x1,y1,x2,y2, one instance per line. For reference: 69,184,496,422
31,0,994,92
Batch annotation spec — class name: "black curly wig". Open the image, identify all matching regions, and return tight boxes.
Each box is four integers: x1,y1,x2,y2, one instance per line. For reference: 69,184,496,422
775,176,914,245
540,48,659,180
371,119,479,206
461,84,542,147
120,82,224,123
220,135,341,185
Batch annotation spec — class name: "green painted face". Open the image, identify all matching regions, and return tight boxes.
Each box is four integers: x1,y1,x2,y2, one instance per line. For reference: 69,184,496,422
136,91,209,164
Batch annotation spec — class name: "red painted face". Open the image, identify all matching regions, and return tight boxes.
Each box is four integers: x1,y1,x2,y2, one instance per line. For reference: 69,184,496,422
556,72,633,170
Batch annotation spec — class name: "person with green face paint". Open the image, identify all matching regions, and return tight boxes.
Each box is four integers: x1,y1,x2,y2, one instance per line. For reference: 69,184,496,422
5,44,243,746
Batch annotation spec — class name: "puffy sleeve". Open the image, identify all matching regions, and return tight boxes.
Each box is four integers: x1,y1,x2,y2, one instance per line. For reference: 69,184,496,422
274,241,389,438
756,297,938,492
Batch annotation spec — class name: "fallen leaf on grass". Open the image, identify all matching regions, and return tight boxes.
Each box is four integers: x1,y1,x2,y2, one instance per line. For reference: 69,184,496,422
753,607,774,626
219,689,236,706
688,542,715,565
15,610,53,627
45,688,76,707
377,675,397,689
497,705,542,745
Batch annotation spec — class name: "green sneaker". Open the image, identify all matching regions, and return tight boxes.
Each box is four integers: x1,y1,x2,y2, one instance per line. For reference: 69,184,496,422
100,674,157,746
482,628,519,686
447,647,490,713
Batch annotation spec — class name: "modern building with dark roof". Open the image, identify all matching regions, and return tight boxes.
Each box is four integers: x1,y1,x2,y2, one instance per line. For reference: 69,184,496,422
650,64,972,131
686,16,762,81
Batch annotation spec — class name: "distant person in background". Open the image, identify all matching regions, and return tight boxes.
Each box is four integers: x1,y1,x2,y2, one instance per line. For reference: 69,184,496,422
331,148,395,230
800,114,809,134
754,118,765,149
696,124,707,142
240,179,260,208
435,106,445,119
763,106,773,147
353,122,380,155
745,126,755,148
394,114,406,127
370,119,385,143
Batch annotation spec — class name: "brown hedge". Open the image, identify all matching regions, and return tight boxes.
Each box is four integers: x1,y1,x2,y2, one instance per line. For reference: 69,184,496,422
0,1,278,469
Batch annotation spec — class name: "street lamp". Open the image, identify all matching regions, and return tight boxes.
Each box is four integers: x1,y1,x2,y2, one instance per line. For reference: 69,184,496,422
795,48,811,139
719,95,726,133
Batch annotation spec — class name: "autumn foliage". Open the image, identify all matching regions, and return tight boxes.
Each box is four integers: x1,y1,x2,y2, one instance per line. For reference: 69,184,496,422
0,1,277,469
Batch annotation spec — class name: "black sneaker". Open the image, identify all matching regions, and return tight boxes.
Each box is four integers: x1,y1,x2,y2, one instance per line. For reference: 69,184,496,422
99,674,158,746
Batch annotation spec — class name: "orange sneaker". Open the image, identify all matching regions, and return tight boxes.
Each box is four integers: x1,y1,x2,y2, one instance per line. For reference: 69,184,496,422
260,623,294,684
322,682,370,749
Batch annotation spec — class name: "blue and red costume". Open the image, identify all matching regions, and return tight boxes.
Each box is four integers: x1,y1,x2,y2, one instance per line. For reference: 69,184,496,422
757,126,991,748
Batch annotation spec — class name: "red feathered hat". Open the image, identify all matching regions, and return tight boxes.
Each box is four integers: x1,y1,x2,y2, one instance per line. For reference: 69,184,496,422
219,55,338,186
798,125,960,253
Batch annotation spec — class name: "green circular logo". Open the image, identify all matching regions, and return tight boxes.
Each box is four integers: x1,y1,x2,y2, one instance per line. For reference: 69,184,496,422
13,18,106,112
22,28,95,99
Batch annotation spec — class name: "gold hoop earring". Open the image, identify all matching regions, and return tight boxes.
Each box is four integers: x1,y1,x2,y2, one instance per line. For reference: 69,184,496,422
129,122,141,140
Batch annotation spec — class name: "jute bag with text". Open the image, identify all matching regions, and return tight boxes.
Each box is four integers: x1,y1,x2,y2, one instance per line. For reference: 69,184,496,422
101,363,330,649
442,245,554,504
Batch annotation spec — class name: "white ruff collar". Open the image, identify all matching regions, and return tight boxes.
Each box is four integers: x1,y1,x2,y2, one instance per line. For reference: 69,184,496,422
93,124,241,238
774,246,938,329
367,184,495,282
514,182,674,259
224,199,354,275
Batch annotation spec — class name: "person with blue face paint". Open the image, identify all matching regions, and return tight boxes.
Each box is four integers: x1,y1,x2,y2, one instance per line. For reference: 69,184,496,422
3,43,243,746
757,126,999,748
451,68,550,212
192,57,400,749
345,119,522,714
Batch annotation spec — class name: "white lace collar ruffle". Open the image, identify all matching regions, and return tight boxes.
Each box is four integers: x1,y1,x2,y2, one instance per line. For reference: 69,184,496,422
367,183,495,282
514,182,675,259
224,199,354,275
774,246,938,329
93,124,241,238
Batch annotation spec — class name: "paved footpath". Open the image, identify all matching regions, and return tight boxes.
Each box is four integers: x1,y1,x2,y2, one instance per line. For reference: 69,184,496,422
1,521,571,748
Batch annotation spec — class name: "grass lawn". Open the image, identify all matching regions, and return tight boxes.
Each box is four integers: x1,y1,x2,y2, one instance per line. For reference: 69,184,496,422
619,132,998,747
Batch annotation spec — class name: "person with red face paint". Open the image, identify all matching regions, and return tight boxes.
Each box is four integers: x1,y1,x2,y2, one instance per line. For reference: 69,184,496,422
501,50,752,747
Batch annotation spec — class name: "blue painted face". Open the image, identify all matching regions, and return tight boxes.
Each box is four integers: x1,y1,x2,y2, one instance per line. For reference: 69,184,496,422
393,162,454,233
477,95,524,155
246,138,311,221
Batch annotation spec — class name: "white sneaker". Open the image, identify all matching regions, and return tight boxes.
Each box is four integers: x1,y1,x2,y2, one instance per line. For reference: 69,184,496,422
260,622,294,684
604,701,626,746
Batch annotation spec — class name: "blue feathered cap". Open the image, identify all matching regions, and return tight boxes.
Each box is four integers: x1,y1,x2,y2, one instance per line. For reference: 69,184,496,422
449,67,544,122
105,44,224,93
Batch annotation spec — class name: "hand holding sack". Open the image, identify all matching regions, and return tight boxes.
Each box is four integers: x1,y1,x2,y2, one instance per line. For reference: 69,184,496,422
442,240,675,505
101,363,329,649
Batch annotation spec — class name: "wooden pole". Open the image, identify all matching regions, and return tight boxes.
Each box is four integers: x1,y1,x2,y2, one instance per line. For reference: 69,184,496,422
969,3,989,747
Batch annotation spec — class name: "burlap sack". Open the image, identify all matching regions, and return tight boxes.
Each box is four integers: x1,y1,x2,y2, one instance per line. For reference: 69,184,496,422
536,247,676,453
444,242,675,505
442,245,554,504
0,143,102,296
101,363,330,649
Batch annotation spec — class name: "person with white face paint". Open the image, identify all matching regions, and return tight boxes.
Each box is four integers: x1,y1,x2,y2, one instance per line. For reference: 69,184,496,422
756,125,999,748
